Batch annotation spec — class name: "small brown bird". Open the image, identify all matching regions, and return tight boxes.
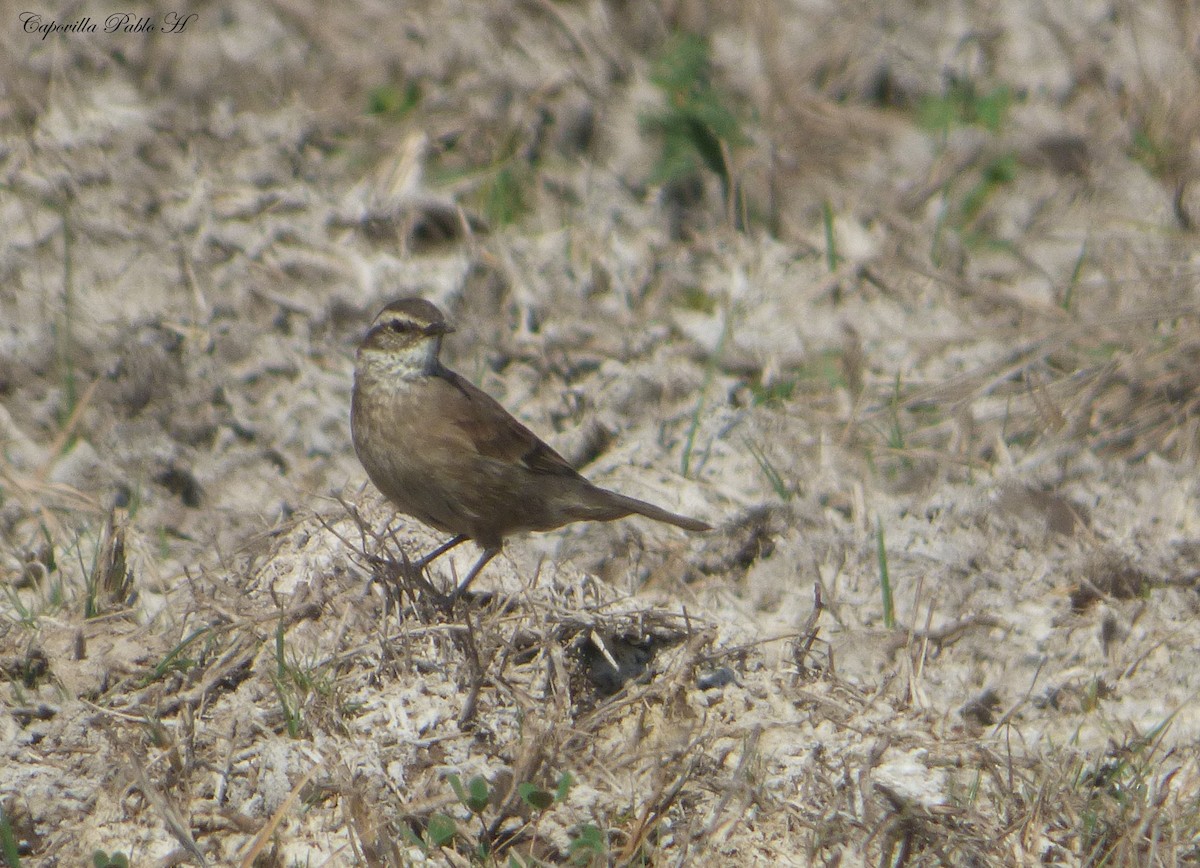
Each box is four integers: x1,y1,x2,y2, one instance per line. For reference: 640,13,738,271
351,297,711,598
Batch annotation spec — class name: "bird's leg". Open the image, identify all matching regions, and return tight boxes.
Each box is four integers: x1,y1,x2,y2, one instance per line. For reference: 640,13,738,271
416,534,469,569
381,536,469,608
449,546,500,602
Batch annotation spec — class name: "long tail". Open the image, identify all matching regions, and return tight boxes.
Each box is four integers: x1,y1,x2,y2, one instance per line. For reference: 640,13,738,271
586,489,711,532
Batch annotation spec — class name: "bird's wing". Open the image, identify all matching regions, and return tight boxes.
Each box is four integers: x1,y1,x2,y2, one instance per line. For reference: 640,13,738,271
433,368,580,478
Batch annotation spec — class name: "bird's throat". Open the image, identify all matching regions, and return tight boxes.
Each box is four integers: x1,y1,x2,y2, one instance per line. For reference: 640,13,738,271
358,338,440,386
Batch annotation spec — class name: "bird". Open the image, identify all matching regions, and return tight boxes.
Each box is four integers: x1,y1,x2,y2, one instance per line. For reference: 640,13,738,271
350,297,711,600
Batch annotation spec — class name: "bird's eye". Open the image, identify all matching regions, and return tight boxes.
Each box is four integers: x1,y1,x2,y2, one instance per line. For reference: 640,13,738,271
388,321,408,333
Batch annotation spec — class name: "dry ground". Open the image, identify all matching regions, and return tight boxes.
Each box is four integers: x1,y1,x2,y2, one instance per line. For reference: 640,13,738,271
3,0,1200,865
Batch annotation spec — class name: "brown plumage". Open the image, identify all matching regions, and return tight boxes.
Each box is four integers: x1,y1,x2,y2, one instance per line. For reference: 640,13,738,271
351,297,710,598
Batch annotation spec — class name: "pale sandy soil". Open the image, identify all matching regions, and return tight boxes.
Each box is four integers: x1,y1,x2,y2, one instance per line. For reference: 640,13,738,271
3,1,1200,865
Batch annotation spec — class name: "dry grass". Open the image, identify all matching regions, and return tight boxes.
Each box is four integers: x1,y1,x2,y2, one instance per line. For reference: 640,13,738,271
5,0,1200,865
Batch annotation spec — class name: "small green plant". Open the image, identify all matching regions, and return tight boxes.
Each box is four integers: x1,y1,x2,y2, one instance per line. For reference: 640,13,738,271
155,526,171,561
45,578,66,610
425,138,535,229
568,823,607,865
885,370,906,453
681,302,732,478
1128,126,1180,180
408,771,584,861
4,646,46,691
399,774,486,857
876,519,895,629
959,154,1016,224
791,350,846,392
400,812,459,854
677,284,716,314
272,669,303,738
366,81,421,119
515,781,553,811
744,438,792,502
483,165,530,226
822,200,841,272
748,377,795,407
1060,240,1087,311
448,773,492,815
92,851,129,868
1073,718,1178,862
84,512,134,619
0,802,21,868
427,813,458,848
918,79,1013,135
931,152,1019,257
2,584,34,629
641,33,747,210
3,523,68,624
37,525,57,575
920,78,1019,257
142,627,210,685
270,621,338,739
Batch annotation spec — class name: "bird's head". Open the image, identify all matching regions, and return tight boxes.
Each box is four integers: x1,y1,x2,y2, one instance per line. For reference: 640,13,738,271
357,297,454,379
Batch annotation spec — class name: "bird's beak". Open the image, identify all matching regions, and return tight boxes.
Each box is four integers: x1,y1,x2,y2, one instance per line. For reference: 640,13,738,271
425,322,454,337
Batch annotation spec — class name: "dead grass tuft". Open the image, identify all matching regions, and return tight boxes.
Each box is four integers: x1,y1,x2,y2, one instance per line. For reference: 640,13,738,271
6,0,1200,864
